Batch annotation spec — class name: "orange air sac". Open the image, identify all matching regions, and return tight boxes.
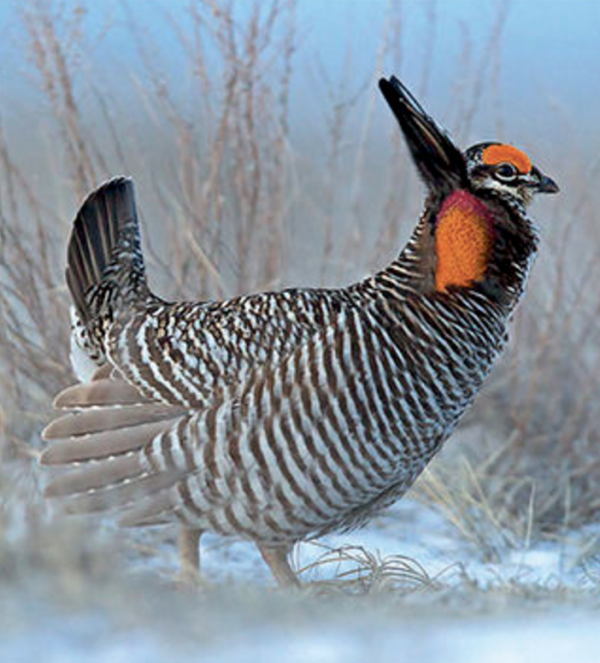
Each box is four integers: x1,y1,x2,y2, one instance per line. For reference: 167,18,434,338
435,190,494,292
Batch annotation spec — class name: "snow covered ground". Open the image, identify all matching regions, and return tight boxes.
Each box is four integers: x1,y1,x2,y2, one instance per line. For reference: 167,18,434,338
4,606,600,663
2,497,599,663
124,496,599,591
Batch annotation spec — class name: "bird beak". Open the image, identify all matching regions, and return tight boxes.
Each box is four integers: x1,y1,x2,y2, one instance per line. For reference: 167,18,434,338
537,173,559,194
378,76,468,194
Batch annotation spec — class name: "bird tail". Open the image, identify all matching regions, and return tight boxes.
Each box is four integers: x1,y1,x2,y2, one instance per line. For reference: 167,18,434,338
66,177,151,329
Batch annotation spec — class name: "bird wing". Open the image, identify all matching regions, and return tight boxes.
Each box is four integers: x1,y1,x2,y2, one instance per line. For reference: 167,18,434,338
103,287,337,409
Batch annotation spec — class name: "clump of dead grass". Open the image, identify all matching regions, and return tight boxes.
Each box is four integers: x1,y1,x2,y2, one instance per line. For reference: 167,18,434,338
297,542,445,596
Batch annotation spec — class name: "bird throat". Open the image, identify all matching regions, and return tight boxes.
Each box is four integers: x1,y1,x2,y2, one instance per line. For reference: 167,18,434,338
434,190,494,292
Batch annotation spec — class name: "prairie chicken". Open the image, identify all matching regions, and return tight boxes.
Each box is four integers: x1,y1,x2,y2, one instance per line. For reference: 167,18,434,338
41,76,558,586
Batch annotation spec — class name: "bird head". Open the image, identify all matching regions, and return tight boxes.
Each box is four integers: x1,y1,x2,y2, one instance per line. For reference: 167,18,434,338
464,142,559,208
378,76,559,210
378,75,559,296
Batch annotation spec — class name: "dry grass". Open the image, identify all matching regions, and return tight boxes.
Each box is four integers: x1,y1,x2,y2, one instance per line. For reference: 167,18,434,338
0,0,599,592
297,542,444,595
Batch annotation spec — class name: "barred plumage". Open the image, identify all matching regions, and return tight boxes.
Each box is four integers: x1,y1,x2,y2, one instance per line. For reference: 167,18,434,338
41,76,558,586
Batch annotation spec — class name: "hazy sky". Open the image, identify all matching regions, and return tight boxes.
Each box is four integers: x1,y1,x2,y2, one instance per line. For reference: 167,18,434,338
1,0,598,103
0,0,598,162
1,1,598,112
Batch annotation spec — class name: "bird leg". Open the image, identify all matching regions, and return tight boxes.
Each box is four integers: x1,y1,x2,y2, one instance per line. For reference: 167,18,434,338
258,545,300,588
177,527,202,584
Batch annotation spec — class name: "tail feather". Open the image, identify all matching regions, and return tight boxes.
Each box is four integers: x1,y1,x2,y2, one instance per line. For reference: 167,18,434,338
43,182,183,526
66,177,149,327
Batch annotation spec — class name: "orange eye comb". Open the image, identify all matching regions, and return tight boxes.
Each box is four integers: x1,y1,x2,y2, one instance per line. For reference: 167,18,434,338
482,144,531,174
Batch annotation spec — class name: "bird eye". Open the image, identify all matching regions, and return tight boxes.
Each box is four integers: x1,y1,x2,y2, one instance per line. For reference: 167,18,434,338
495,163,518,182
